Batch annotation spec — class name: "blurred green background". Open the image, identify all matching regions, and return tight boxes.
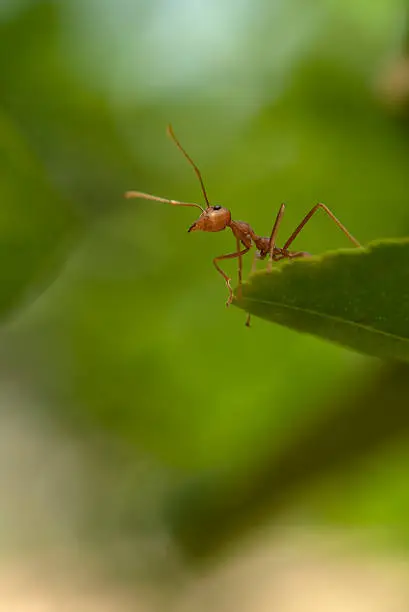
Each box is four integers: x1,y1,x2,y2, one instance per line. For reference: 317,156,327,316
2,0,409,607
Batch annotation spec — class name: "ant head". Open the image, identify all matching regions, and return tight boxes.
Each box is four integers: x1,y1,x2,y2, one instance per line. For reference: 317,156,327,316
188,205,231,233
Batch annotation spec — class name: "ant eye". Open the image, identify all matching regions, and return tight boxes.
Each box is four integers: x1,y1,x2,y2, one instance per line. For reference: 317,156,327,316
213,205,222,211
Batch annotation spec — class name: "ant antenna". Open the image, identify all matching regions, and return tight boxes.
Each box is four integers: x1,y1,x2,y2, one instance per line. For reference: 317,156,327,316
124,191,205,212
167,124,211,208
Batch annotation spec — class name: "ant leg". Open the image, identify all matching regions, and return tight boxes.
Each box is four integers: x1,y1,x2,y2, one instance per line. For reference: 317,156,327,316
243,250,261,328
250,251,258,274
267,203,286,271
288,251,311,259
213,246,250,307
282,203,361,251
244,250,259,328
236,237,243,299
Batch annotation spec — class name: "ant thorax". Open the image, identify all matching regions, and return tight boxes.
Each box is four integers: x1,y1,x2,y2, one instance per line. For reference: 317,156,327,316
229,220,256,249
230,220,270,254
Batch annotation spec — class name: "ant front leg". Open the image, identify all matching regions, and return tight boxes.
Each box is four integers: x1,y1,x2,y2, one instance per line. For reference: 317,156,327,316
213,245,250,307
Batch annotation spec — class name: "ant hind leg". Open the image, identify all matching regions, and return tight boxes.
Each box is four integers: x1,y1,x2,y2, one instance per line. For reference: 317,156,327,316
283,203,361,251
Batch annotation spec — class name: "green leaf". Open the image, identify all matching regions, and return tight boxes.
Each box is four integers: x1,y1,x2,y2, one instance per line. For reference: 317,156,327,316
234,239,409,362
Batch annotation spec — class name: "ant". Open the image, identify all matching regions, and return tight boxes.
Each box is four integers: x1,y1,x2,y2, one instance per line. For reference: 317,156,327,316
125,126,361,326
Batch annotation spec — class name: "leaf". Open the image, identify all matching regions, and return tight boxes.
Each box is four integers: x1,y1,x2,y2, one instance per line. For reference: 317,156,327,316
234,239,409,362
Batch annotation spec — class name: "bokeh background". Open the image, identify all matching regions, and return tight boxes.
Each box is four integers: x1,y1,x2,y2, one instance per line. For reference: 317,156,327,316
2,0,409,610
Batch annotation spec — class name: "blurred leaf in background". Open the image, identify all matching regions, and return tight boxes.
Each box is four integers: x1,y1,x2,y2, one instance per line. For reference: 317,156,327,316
2,0,409,608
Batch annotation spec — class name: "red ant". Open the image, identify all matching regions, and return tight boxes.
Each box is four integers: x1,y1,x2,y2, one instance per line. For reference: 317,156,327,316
125,126,361,325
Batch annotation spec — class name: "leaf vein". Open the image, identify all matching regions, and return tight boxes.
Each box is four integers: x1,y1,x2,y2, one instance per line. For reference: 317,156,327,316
241,297,409,344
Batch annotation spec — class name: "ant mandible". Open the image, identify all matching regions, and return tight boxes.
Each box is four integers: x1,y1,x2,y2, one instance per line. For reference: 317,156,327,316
125,126,361,323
